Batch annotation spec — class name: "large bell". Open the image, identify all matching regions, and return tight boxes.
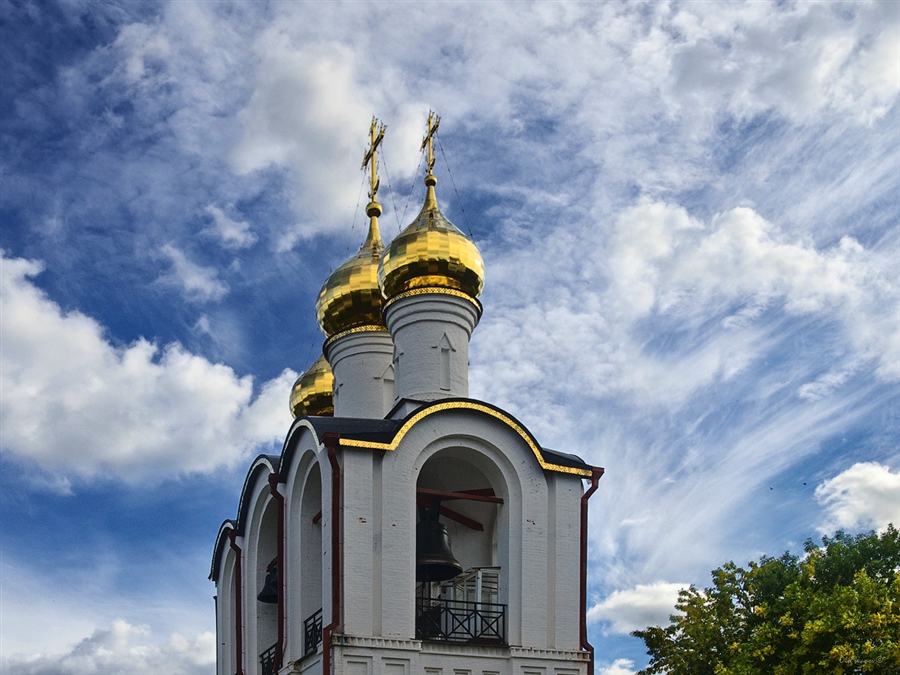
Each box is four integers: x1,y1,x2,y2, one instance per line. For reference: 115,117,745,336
257,559,278,604
416,499,463,582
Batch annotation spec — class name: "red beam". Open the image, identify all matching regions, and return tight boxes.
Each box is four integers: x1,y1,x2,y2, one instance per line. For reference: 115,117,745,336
416,487,503,504
416,495,484,531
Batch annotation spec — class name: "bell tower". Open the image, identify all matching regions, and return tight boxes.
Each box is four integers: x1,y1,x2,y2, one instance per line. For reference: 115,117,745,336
210,115,604,675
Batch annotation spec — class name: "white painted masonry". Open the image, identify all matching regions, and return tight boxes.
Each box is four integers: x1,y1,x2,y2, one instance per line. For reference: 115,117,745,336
212,401,593,675
325,329,394,419
383,292,480,405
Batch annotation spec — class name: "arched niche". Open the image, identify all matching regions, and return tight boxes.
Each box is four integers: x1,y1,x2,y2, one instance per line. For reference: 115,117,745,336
242,475,277,675
218,551,237,675
286,448,323,662
253,497,278,670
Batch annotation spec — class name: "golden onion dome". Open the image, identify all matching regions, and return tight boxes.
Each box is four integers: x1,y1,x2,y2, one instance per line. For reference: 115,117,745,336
289,354,334,417
315,205,386,337
378,177,484,300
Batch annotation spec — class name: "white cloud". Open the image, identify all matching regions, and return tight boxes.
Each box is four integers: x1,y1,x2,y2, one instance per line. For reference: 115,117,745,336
473,199,897,429
611,202,883,326
588,582,686,634
662,2,900,126
598,659,637,675
158,244,229,302
231,37,425,249
0,619,214,675
203,204,257,249
815,462,900,533
0,251,294,480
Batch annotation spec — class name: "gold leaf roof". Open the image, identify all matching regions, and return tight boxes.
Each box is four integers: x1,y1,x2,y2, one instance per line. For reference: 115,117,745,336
315,220,385,337
289,353,334,417
378,184,484,300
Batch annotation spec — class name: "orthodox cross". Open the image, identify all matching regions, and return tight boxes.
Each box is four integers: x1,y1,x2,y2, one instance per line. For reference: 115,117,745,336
362,117,386,203
421,111,441,178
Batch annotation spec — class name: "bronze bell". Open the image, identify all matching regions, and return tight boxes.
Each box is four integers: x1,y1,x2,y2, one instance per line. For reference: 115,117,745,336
257,559,278,604
416,499,463,582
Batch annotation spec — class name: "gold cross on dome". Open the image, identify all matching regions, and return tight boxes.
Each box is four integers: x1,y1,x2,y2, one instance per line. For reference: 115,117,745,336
362,117,386,201
421,111,441,176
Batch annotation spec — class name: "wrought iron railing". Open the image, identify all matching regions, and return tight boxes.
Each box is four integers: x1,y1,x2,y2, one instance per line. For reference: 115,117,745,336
304,608,324,655
259,642,277,675
415,598,507,644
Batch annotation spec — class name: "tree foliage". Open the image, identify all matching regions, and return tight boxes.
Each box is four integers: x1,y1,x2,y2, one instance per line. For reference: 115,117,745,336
633,526,900,674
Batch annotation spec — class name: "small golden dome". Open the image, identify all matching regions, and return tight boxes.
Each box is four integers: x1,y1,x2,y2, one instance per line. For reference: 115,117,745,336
315,207,386,337
378,181,484,300
289,354,334,417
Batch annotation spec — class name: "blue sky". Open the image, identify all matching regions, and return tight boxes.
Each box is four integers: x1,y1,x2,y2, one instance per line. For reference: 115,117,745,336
1,1,898,673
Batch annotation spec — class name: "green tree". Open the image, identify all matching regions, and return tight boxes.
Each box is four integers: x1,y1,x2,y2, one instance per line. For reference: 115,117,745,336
633,526,900,675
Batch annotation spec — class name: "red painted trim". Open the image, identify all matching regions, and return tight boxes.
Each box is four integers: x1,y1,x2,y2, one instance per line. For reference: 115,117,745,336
268,473,285,670
580,467,604,675
228,529,245,675
323,434,343,675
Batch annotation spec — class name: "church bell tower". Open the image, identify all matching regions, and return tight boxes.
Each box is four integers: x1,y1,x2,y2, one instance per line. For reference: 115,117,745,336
210,114,604,675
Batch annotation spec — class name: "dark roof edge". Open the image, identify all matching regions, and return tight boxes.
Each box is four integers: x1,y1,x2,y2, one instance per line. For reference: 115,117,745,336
209,519,236,582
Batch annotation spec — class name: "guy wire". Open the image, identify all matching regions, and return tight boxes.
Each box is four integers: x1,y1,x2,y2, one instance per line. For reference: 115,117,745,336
437,136,475,238
347,169,366,256
400,150,425,232
303,335,315,373
379,146,402,234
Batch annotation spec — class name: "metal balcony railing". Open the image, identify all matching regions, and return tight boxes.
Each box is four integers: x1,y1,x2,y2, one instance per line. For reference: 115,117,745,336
259,642,277,675
304,608,324,655
415,598,507,644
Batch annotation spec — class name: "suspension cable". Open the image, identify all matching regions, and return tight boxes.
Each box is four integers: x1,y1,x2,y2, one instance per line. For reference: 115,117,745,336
399,150,425,232
379,146,402,235
346,169,366,256
437,135,475,238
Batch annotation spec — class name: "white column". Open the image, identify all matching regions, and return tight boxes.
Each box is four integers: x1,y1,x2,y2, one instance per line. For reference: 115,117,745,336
325,329,394,419
383,292,480,406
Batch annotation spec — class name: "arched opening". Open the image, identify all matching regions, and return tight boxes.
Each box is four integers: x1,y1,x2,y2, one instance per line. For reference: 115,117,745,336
254,499,278,673
289,459,323,660
415,448,507,644
218,553,236,675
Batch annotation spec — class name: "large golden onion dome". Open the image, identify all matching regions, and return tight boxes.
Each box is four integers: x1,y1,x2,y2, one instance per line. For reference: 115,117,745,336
378,178,484,300
289,354,334,417
315,213,385,337
316,118,389,337
379,113,484,301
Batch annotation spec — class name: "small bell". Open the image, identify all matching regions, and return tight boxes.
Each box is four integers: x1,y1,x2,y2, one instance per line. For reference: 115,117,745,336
257,559,278,604
416,498,463,582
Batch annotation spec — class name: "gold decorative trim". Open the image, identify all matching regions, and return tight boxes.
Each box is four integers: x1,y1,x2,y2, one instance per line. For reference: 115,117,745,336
323,324,390,351
383,287,483,316
340,401,592,477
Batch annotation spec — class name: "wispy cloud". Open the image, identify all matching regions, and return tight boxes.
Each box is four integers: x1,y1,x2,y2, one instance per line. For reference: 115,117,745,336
232,38,426,249
158,244,230,302
202,205,257,250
